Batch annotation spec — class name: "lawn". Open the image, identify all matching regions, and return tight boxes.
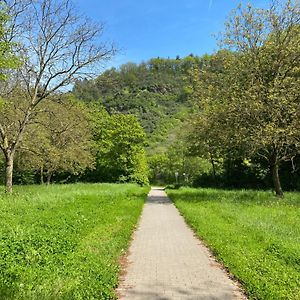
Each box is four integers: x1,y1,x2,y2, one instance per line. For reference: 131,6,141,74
0,183,149,300
167,188,300,300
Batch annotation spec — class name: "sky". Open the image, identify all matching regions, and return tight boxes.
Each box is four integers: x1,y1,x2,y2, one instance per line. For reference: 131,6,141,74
74,0,268,69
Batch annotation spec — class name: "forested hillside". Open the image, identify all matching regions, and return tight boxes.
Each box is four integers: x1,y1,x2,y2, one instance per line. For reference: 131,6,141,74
73,56,198,152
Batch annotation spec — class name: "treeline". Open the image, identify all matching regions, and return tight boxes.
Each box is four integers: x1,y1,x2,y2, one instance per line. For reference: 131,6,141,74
0,98,148,186
1,0,299,196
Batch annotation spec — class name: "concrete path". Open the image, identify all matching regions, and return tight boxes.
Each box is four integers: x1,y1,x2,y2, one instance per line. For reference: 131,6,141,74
117,187,246,300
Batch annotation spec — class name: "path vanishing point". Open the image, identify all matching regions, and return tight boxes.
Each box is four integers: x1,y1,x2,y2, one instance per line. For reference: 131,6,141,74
117,187,246,300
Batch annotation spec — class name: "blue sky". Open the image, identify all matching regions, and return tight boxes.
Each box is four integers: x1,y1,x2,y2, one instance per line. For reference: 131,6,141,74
74,0,267,69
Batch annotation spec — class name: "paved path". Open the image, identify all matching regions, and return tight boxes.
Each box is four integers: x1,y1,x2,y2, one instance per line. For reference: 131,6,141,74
117,187,246,300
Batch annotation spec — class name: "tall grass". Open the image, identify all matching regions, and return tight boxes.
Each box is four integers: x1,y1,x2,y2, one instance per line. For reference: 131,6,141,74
0,183,149,299
167,188,300,300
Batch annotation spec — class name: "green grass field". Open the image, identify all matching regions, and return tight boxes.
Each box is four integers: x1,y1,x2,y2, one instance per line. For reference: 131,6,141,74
167,188,300,300
0,183,149,299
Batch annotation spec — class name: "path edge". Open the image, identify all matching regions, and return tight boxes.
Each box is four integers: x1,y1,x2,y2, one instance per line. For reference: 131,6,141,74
167,191,249,300
115,189,150,299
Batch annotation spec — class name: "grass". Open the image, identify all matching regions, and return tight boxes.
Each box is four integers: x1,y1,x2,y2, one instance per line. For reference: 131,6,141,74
167,187,300,300
0,183,149,300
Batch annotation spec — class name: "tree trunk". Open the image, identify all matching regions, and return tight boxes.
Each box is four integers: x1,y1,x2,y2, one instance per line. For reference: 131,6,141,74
46,172,52,185
270,161,283,197
209,152,216,180
5,154,14,193
40,166,44,184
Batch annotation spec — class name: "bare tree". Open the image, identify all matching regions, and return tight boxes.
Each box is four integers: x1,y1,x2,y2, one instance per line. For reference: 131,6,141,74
0,0,115,192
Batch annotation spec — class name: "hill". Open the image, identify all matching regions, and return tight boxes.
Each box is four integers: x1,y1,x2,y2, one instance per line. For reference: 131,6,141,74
73,56,201,153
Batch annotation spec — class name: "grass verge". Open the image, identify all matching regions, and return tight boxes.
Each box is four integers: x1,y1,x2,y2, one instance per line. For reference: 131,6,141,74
0,183,149,299
167,188,300,300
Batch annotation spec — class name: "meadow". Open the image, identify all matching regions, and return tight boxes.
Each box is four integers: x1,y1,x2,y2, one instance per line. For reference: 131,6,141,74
167,188,300,300
0,183,149,299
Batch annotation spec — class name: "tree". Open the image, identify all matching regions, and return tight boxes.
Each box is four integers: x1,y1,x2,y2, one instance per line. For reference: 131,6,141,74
89,108,149,185
186,53,229,181
15,96,94,184
220,0,300,196
148,139,212,185
0,0,115,192
188,115,222,181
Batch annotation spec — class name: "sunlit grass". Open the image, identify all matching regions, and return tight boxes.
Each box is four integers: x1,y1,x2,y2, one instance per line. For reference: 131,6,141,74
167,188,300,300
0,183,149,299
